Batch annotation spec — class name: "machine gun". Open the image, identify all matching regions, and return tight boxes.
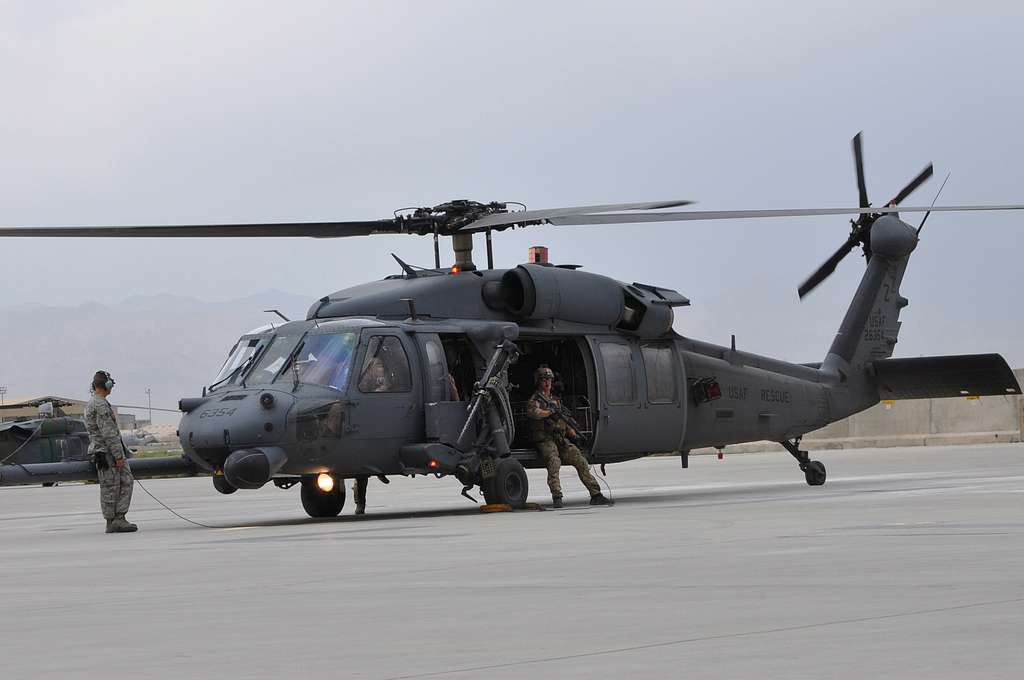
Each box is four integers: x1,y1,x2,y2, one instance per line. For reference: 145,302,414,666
534,391,590,447
456,339,520,453
447,339,520,503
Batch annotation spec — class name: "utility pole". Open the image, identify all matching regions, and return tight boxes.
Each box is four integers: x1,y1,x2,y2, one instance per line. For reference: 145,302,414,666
145,387,152,425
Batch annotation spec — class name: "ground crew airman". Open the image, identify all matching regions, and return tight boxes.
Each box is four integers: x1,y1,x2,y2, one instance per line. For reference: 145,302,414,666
526,365,610,508
83,371,137,533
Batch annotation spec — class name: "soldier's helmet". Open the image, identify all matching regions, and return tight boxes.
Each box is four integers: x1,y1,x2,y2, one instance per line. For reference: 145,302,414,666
534,366,555,385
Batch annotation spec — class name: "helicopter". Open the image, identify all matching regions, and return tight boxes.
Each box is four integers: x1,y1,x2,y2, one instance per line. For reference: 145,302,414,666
1,134,1021,517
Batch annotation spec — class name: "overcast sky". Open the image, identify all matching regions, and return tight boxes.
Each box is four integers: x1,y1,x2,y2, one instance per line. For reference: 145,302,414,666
1,1,1022,368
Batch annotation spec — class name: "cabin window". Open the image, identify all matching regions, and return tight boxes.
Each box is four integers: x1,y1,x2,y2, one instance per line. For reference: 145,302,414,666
641,343,676,403
421,337,448,402
599,342,635,404
358,336,412,393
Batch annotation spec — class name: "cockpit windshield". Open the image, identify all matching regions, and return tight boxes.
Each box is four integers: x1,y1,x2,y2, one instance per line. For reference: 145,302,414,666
209,336,264,392
274,331,358,392
245,333,304,387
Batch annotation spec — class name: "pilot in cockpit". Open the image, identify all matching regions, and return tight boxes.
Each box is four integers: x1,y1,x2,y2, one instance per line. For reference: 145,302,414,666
358,357,392,392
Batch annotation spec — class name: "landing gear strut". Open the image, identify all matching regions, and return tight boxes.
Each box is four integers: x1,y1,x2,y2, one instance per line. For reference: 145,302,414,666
780,438,826,486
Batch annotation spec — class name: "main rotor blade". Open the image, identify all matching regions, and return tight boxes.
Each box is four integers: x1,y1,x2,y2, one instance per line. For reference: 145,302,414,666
0,219,402,238
798,237,859,299
548,204,1024,225
460,199,693,231
888,163,934,206
853,133,869,208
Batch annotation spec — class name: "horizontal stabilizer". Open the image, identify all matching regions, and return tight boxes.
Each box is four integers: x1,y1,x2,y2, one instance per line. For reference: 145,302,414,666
870,354,1021,400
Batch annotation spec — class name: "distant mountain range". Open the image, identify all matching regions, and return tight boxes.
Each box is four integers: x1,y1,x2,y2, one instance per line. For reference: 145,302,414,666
0,290,314,424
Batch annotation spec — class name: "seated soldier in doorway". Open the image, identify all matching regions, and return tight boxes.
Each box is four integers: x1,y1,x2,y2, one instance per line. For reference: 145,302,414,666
526,365,611,508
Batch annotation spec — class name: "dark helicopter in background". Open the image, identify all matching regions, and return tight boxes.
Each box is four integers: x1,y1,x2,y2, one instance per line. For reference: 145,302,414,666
1,134,1021,517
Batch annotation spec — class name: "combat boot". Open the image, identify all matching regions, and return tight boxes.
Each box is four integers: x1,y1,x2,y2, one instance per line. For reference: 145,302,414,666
589,493,612,506
111,514,138,532
355,503,366,515
552,495,563,509
105,518,115,533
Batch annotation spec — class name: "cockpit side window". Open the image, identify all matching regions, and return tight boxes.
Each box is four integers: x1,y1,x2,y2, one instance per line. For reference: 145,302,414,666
357,336,412,393
277,332,358,392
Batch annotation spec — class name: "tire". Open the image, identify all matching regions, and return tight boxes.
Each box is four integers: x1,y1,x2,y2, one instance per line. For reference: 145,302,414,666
804,460,827,486
481,458,529,508
212,475,237,495
301,477,346,518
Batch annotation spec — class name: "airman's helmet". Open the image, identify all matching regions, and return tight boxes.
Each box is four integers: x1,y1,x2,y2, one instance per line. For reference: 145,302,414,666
534,366,554,384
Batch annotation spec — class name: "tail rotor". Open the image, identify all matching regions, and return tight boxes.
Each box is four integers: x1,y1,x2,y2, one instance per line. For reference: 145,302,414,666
797,133,933,299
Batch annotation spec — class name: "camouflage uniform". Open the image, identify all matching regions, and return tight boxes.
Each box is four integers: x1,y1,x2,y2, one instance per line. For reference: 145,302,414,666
84,394,134,527
526,390,601,499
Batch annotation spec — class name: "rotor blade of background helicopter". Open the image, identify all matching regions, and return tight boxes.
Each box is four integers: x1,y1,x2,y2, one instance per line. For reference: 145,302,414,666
547,204,1024,225
0,219,402,238
798,235,861,299
853,133,869,208
887,163,934,206
460,199,694,231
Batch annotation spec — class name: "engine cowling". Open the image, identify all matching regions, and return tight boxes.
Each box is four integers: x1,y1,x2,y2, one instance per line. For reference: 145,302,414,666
483,264,680,336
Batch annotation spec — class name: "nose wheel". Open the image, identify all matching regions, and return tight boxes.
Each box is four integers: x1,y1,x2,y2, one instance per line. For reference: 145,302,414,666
780,439,826,486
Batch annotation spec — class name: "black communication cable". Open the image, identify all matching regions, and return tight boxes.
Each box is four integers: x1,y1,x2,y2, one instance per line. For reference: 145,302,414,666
125,467,217,529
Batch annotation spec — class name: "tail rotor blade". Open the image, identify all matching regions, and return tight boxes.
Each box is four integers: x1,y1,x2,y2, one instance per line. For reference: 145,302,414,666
889,163,934,206
853,133,869,208
798,237,859,299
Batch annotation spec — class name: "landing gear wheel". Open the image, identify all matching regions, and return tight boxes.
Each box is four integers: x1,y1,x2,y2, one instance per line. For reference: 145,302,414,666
802,460,827,486
300,477,346,517
481,458,529,508
212,475,237,495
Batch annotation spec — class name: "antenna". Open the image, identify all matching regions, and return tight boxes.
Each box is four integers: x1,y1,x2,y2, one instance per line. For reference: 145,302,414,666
917,172,951,235
264,309,290,322
401,298,419,321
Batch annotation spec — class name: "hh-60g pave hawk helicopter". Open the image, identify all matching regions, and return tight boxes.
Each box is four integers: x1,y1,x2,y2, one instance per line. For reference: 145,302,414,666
1,134,1021,517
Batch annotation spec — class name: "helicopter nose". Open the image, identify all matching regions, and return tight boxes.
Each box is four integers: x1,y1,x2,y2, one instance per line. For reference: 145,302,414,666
180,388,294,471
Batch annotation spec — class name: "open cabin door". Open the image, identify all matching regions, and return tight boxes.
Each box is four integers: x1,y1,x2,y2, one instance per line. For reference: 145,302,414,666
588,336,685,459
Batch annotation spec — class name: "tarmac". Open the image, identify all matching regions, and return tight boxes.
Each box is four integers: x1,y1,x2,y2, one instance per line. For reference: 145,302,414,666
1,444,1022,679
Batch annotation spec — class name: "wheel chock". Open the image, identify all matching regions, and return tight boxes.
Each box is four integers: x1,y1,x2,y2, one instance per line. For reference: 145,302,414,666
479,502,546,513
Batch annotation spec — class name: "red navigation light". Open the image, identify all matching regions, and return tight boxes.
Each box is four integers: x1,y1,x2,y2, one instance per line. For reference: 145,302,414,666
428,459,439,469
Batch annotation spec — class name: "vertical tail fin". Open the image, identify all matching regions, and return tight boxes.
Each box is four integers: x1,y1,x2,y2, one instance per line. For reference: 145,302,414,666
821,215,919,412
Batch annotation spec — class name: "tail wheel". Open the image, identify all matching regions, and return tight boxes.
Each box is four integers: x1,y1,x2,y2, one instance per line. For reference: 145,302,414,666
300,476,346,517
481,458,529,508
803,460,827,486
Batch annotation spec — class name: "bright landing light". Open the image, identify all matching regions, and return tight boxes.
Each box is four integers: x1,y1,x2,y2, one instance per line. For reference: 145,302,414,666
316,473,335,493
